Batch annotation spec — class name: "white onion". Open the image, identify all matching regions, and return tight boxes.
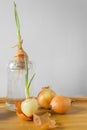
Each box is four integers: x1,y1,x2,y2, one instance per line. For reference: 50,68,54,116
21,98,39,117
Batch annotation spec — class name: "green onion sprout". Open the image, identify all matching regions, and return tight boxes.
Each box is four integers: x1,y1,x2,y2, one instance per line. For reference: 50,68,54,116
25,58,35,98
13,2,22,49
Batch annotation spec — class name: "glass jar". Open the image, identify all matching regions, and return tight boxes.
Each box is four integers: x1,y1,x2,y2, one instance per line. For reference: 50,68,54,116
6,60,35,111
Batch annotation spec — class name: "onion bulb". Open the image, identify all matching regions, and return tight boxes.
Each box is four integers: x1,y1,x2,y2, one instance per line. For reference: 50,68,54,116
37,86,56,109
50,95,71,114
21,98,39,117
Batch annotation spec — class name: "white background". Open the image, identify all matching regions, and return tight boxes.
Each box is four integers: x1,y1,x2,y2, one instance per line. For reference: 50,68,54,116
0,0,87,97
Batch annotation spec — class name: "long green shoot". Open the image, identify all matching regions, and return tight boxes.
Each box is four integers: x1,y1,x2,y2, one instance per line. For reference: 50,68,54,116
14,2,21,42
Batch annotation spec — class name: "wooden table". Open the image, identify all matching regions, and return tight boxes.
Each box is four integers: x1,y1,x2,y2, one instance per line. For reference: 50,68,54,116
0,97,87,130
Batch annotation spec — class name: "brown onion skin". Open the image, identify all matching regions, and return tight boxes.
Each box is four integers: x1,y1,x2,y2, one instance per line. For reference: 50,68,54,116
37,86,56,109
50,95,71,114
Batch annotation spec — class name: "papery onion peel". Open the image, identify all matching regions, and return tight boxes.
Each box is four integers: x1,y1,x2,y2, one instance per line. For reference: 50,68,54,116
33,112,58,129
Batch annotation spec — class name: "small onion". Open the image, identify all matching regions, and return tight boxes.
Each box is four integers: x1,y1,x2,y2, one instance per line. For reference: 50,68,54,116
50,95,71,114
21,97,39,117
37,86,56,109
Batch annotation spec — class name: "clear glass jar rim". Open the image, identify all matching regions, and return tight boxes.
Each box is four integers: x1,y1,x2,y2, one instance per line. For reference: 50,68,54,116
8,60,32,70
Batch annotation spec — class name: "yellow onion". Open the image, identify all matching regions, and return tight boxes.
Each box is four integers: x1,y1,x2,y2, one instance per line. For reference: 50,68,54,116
21,97,39,117
50,95,71,114
37,86,56,109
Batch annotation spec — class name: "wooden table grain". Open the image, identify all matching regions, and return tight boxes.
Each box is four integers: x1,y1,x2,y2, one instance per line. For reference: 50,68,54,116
0,97,87,130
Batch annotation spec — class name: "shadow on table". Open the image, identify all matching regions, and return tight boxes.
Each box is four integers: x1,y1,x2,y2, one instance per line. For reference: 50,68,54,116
0,107,16,120
67,105,87,115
